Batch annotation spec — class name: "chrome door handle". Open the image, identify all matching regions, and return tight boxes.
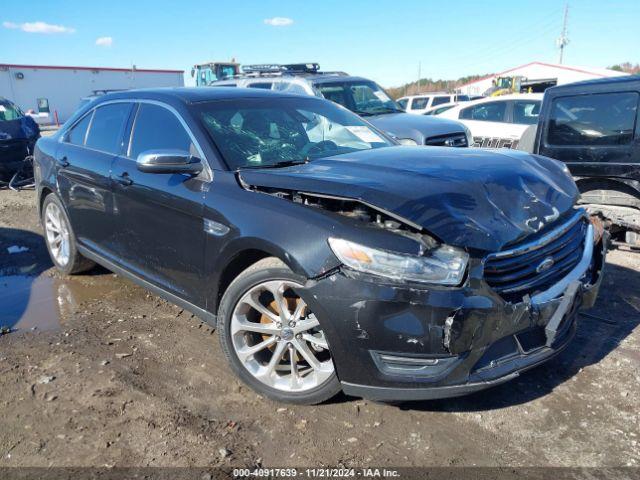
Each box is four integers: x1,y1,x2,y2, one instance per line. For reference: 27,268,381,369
115,173,133,186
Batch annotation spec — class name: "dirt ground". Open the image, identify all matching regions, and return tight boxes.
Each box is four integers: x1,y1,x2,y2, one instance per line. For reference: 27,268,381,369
0,188,638,469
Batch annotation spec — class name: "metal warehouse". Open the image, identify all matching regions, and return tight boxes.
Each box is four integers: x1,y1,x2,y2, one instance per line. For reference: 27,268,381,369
0,63,184,124
458,61,627,96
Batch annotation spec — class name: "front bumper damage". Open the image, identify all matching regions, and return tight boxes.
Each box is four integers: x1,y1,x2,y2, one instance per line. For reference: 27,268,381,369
300,228,608,402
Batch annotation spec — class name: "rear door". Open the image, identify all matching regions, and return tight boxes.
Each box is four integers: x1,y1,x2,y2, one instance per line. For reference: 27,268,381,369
56,102,132,255
110,102,208,305
458,100,514,147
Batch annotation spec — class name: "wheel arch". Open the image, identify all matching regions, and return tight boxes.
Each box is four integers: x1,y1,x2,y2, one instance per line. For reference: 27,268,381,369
38,186,55,219
210,238,326,315
575,177,640,209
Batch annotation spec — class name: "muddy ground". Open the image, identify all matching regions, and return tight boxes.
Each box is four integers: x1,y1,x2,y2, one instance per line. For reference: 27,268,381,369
0,188,638,469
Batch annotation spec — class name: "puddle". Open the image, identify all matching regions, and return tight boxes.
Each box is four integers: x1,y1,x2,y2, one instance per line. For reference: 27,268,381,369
1,275,65,331
0,272,121,332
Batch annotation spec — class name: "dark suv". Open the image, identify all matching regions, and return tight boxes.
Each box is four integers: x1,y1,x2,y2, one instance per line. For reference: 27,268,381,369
530,75,640,246
212,63,473,148
35,88,606,404
1,97,40,181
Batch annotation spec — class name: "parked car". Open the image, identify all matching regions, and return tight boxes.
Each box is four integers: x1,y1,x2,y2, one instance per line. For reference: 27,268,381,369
212,64,472,147
35,88,606,404
423,102,458,116
0,97,40,181
397,93,471,115
525,75,640,247
438,94,543,149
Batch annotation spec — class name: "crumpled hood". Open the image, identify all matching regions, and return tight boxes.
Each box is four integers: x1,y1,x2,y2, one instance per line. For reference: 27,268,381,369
239,146,580,252
367,113,465,142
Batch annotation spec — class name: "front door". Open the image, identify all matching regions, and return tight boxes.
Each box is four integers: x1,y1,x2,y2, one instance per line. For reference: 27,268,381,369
539,91,640,179
56,102,133,255
110,102,207,306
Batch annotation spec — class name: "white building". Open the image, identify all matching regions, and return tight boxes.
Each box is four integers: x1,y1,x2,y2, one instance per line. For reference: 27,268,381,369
0,63,184,124
458,61,628,96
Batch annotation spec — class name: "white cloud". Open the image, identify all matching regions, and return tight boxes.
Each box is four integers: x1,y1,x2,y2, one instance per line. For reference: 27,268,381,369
2,21,75,34
263,17,293,27
95,36,113,47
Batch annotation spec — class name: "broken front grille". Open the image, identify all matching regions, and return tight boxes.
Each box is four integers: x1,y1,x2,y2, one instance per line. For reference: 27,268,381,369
484,212,588,301
424,133,468,147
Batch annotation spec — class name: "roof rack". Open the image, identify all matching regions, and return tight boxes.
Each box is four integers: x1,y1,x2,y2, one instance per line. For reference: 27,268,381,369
237,63,349,79
242,63,321,75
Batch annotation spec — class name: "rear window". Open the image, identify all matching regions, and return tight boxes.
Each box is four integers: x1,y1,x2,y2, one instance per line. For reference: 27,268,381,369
431,96,451,106
85,103,131,154
410,98,429,110
248,83,273,90
512,100,541,125
460,101,507,122
547,92,639,146
66,112,93,146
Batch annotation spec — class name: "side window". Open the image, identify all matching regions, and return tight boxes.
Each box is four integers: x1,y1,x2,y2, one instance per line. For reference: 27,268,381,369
397,99,408,109
432,96,451,107
411,97,429,110
129,103,195,159
512,100,541,125
85,103,131,154
65,112,93,146
547,92,639,146
456,95,470,102
248,82,273,90
459,101,507,122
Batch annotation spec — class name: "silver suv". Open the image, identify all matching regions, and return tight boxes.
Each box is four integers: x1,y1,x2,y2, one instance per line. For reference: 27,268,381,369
211,63,472,147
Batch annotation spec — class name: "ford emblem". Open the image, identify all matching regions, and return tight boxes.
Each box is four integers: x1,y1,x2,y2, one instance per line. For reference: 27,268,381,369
536,257,555,273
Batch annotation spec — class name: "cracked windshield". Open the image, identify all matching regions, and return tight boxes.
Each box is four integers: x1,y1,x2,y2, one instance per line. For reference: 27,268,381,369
198,97,393,169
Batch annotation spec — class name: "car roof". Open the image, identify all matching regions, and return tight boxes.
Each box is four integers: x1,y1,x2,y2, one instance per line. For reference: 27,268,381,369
399,93,452,99
459,93,544,104
99,86,297,104
547,74,639,91
295,75,372,85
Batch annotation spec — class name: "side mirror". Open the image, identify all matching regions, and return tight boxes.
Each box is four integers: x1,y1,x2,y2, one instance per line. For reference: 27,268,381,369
136,150,203,175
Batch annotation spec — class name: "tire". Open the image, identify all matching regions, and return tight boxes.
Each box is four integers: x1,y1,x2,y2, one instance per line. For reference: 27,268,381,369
41,194,95,275
217,257,342,405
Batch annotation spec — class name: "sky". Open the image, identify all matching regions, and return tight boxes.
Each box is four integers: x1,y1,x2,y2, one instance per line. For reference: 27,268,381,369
2,0,639,88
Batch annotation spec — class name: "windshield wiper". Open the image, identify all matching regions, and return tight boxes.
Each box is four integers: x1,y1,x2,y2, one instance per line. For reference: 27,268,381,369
239,158,310,170
352,110,375,117
373,107,404,114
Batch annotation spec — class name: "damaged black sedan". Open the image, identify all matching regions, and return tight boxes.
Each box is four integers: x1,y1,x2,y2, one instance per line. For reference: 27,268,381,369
34,88,606,404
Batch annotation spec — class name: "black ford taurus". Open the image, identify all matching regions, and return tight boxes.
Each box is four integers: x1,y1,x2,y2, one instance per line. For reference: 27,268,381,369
34,88,606,404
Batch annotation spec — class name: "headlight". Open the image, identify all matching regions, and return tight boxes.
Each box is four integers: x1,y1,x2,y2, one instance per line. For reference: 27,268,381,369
463,125,474,147
328,237,468,286
397,138,418,146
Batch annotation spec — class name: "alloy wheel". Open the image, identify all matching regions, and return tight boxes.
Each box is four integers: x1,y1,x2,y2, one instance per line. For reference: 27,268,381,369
44,202,71,267
230,280,334,392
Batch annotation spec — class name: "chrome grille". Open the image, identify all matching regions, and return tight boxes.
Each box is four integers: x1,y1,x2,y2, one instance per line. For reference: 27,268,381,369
424,133,468,147
484,211,588,300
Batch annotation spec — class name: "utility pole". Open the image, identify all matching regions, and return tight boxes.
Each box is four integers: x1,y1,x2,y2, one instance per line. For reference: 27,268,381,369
557,4,570,64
